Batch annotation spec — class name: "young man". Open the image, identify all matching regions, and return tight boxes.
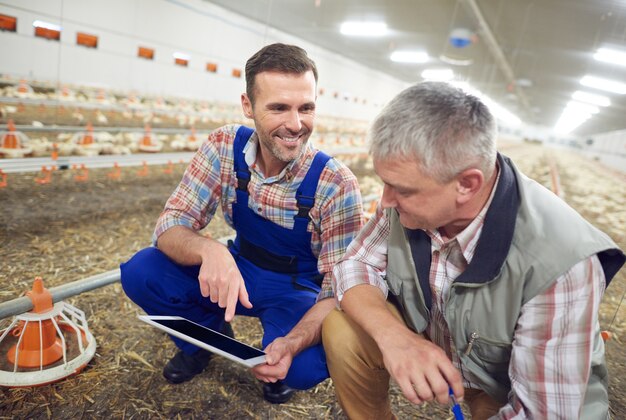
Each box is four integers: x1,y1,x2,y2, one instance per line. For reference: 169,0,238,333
121,43,363,404
323,81,625,419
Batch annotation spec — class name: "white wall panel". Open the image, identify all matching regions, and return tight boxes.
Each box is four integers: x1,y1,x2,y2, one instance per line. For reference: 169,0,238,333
0,0,405,120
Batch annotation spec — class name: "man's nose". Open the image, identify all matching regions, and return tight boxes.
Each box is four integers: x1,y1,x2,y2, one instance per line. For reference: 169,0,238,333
380,185,396,208
284,110,303,132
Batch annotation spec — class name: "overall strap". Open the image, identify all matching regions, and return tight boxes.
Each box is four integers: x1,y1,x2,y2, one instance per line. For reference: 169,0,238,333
233,125,255,200
294,151,332,231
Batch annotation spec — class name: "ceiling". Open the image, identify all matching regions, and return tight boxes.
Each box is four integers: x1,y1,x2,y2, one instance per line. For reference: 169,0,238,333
205,0,626,137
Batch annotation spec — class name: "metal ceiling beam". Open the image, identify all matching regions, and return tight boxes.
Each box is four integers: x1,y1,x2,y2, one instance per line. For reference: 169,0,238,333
460,0,531,117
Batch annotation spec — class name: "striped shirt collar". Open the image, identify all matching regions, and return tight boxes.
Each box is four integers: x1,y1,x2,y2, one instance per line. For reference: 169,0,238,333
426,163,501,264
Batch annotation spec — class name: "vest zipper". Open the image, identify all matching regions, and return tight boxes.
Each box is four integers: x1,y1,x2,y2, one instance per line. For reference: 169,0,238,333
464,331,479,356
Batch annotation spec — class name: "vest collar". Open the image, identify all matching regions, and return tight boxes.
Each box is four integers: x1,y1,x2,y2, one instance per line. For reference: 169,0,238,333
408,153,520,292
455,153,520,284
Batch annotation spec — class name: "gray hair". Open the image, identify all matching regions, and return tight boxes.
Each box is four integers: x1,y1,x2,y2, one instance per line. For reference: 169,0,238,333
369,81,497,183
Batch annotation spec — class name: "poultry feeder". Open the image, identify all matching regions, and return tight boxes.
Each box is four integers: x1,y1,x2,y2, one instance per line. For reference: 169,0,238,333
0,119,33,158
70,122,102,156
0,277,96,387
137,124,163,153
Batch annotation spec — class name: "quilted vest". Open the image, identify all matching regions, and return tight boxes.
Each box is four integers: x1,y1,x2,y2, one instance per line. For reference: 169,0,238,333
385,154,625,418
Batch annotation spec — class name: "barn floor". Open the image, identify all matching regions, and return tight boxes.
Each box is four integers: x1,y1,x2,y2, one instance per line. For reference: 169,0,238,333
1,142,625,419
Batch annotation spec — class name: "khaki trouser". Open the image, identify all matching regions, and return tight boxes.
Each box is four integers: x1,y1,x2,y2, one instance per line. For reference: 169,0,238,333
322,306,502,420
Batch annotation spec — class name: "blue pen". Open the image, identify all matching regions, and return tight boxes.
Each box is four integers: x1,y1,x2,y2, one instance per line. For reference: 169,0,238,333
449,387,464,420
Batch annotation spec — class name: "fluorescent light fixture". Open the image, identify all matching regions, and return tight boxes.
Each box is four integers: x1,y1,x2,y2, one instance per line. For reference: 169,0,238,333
390,50,429,63
173,52,190,60
580,75,626,94
32,20,61,31
564,100,599,115
594,47,626,67
554,112,590,134
421,68,454,81
553,101,599,134
439,54,473,66
340,21,387,37
572,91,611,107
480,95,522,126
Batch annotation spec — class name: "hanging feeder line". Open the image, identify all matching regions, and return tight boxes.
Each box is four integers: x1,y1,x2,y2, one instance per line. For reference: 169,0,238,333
0,269,121,321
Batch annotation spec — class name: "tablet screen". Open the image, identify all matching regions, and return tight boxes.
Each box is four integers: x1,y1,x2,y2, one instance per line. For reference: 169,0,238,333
150,318,265,361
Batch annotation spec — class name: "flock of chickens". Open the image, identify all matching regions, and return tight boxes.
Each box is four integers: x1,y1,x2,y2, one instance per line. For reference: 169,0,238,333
0,78,370,160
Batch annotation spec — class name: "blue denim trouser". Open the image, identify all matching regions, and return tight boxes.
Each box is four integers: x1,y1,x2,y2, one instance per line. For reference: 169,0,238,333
120,247,329,389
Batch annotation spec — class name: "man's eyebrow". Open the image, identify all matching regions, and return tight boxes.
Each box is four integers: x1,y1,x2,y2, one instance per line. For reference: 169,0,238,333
265,102,288,109
383,179,415,191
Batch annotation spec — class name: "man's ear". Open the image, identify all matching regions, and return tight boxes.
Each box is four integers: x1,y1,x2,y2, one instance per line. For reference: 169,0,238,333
455,168,484,204
241,93,253,119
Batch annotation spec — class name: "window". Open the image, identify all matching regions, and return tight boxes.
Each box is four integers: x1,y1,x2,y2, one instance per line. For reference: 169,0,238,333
138,46,154,60
0,14,17,32
33,20,61,41
232,68,242,78
206,62,218,73
173,52,189,67
76,32,98,48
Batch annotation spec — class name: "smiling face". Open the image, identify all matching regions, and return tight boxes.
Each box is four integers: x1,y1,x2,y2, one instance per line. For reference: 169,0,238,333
241,70,316,177
374,156,461,232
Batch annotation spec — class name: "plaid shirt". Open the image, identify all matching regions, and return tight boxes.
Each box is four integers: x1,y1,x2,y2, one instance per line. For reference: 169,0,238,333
155,124,363,300
333,176,606,418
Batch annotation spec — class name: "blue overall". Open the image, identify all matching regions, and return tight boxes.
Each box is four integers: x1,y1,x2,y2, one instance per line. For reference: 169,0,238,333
121,126,331,389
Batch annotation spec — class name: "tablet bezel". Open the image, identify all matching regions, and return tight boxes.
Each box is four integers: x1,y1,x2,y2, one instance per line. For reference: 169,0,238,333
138,315,267,368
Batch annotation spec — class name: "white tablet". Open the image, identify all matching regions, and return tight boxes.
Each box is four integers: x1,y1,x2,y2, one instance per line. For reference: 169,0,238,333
138,315,267,368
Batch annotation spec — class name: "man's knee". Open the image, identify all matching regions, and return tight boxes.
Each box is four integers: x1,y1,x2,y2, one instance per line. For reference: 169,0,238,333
120,247,162,301
284,343,329,390
322,308,379,367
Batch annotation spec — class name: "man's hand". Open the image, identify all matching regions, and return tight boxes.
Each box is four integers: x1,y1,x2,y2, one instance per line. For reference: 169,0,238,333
251,337,295,383
378,324,463,405
198,242,252,322
341,285,464,407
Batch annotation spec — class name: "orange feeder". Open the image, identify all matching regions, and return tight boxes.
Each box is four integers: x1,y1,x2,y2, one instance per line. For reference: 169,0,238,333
34,165,54,185
0,120,32,158
141,125,152,148
16,79,32,95
0,277,96,387
137,124,162,152
2,120,19,149
73,164,89,182
136,160,149,177
163,160,174,174
7,278,63,367
78,122,95,146
107,162,122,180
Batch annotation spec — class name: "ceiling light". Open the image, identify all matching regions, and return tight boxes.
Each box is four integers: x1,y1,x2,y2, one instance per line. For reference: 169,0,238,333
580,75,626,94
439,54,473,66
594,47,626,67
421,68,454,81
564,100,599,115
340,21,387,37
516,78,533,88
390,50,429,63
553,101,599,134
571,91,611,107
554,112,590,134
